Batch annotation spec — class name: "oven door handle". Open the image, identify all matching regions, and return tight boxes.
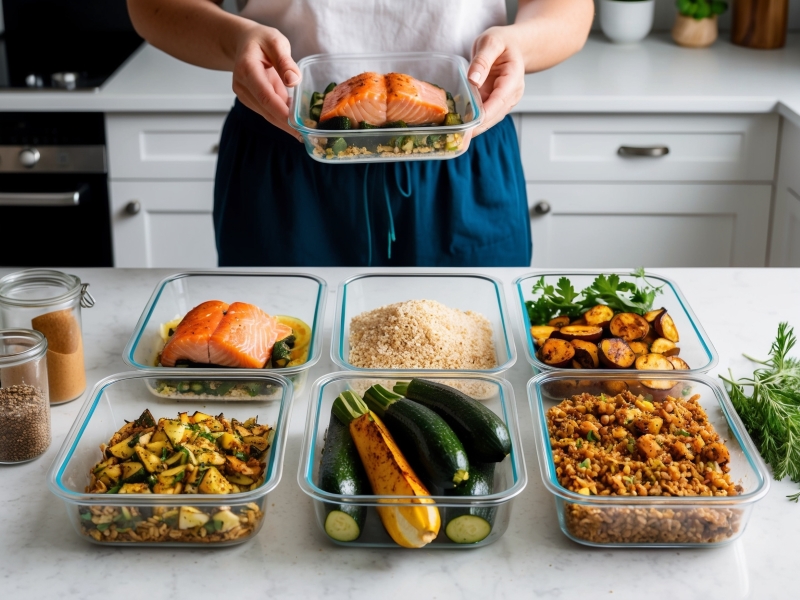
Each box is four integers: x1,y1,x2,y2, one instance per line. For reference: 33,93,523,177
0,188,82,207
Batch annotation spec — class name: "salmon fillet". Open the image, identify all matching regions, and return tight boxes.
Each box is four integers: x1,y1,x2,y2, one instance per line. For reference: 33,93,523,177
160,300,228,367
208,302,289,369
319,72,448,128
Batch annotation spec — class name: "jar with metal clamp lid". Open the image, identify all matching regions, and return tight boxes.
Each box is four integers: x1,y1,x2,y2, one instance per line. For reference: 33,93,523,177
0,270,95,404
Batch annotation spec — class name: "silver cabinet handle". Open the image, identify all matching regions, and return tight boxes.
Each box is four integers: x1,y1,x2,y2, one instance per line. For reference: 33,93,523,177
533,201,551,216
618,145,669,157
0,190,80,206
125,200,141,215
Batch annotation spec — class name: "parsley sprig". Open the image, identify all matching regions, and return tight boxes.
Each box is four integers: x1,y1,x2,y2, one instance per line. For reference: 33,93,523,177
525,268,665,325
721,322,800,502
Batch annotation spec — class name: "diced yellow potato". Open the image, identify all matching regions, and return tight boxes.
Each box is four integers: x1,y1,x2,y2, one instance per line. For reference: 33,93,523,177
99,464,122,484
161,420,186,446
198,467,232,494
118,483,151,494
150,430,169,444
158,464,188,486
120,461,144,482
146,441,169,455
206,419,225,432
191,411,212,424
217,432,239,451
108,436,137,460
196,450,226,466
178,506,209,529
135,446,163,473
211,510,241,533
152,482,183,494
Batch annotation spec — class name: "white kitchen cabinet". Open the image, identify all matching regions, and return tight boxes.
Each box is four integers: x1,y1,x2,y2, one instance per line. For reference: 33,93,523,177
520,114,779,182
527,183,771,268
110,180,218,268
769,119,800,267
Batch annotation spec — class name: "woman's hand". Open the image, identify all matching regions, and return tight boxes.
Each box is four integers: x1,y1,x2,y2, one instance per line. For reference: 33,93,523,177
467,27,526,136
232,25,303,140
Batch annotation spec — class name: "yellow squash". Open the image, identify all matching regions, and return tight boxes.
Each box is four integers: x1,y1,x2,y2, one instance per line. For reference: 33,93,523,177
349,411,440,548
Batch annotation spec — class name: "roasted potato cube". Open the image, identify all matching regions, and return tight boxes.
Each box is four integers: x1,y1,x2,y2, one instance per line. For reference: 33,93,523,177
198,466,233,494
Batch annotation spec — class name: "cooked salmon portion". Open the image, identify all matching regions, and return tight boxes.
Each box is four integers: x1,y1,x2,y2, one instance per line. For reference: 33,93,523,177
319,72,448,128
160,300,228,367
208,302,288,369
319,72,387,127
384,73,448,126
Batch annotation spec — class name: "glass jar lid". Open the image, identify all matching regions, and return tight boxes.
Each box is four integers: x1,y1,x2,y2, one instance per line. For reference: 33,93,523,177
0,329,48,367
0,269,94,309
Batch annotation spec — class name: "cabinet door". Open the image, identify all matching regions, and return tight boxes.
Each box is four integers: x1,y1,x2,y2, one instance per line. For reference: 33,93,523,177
110,181,218,268
528,183,771,268
769,120,800,266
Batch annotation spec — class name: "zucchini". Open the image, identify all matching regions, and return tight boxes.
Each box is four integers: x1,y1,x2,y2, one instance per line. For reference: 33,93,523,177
443,112,463,126
394,379,511,463
318,407,368,542
383,120,408,129
309,105,322,122
445,462,496,544
272,335,295,368
363,385,469,489
358,121,378,129
275,315,312,351
310,91,325,107
318,116,351,131
328,137,347,154
324,82,337,95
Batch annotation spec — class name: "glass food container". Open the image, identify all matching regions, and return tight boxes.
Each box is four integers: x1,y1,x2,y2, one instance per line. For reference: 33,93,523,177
528,371,770,548
0,329,51,463
289,52,484,163
0,269,94,404
332,273,516,375
514,271,718,375
299,372,527,549
47,371,293,547
123,271,327,393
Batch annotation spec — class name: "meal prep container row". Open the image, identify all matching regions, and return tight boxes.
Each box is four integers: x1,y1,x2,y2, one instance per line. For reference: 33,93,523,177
527,371,770,548
299,372,527,548
47,371,294,547
514,271,719,375
289,52,484,164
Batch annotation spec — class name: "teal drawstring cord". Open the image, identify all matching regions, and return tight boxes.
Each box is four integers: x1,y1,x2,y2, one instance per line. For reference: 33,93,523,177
363,161,412,265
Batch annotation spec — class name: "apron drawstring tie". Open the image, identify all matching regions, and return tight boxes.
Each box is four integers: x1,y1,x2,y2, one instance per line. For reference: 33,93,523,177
363,162,412,265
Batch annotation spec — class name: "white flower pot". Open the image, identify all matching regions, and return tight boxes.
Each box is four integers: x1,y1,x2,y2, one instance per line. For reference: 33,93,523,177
600,0,656,44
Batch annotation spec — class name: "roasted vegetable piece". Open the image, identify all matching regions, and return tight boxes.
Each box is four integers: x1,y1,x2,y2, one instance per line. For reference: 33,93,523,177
318,405,368,542
199,466,233,494
628,341,650,357
548,315,571,328
598,338,636,369
571,339,600,369
602,380,628,395
553,325,604,343
445,462,496,544
318,116,352,131
443,112,463,126
650,337,680,356
393,379,511,463
363,384,469,489
332,391,440,548
654,311,680,342
635,353,677,390
324,82,337,95
271,334,295,368
584,305,614,328
530,325,557,347
540,338,576,368
609,313,650,342
644,307,666,323
667,356,690,370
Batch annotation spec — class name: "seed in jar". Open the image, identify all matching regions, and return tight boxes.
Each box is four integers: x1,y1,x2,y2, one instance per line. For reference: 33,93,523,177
0,384,50,462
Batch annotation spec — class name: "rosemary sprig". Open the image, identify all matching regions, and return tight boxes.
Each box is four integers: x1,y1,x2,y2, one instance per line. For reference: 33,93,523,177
721,322,800,502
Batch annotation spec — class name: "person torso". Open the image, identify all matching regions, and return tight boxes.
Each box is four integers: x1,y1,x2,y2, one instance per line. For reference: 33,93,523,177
237,0,508,60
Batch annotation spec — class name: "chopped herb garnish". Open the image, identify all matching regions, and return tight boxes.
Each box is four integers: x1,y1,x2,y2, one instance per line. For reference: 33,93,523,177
587,430,598,442
96,522,110,532
627,438,635,454
579,459,590,469
677,429,691,437
234,451,247,461
576,439,583,448
80,512,93,521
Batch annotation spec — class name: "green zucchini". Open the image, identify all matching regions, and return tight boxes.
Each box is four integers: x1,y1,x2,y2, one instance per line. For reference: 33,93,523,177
383,120,408,129
318,116,352,131
319,405,368,542
190,382,204,394
309,105,322,122
358,121,378,129
443,112,463,126
271,335,295,369
445,462,496,544
310,92,325,107
324,82,337,95
394,379,511,463
328,138,347,154
363,384,469,489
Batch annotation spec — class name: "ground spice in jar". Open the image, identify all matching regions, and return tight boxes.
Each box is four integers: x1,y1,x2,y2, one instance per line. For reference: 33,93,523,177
0,384,51,462
32,309,86,403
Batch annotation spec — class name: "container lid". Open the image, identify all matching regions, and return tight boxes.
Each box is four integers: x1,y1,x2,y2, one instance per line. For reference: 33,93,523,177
0,269,94,308
0,329,47,367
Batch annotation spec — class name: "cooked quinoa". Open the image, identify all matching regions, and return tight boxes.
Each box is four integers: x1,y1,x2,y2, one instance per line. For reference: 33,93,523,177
348,299,497,370
547,390,742,544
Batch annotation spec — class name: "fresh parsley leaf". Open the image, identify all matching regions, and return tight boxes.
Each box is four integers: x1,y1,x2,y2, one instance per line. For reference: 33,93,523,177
578,459,590,469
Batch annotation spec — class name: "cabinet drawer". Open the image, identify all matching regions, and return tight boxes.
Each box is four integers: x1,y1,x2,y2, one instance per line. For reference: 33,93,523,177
110,181,217,268
528,183,771,268
520,114,779,182
107,113,227,179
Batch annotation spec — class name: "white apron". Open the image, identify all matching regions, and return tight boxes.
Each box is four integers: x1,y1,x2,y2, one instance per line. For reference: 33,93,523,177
237,0,508,60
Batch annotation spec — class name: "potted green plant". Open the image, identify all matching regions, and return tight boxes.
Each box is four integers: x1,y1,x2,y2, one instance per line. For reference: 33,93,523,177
600,0,656,44
672,0,728,47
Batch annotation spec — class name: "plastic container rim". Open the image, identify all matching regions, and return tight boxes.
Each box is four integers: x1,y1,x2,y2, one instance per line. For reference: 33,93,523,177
288,51,484,135
527,370,771,507
297,370,528,507
46,370,295,506
0,328,47,366
513,270,719,375
122,270,327,376
0,268,82,307
331,271,517,374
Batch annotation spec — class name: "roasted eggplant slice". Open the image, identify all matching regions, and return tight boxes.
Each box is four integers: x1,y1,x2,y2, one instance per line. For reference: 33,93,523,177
584,305,614,328
530,325,558,347
654,311,680,343
571,339,600,369
598,338,636,369
547,315,571,328
602,380,629,396
540,338,576,368
609,313,650,342
628,341,650,357
667,356,690,370
644,307,666,323
635,353,674,372
554,325,604,342
650,337,680,357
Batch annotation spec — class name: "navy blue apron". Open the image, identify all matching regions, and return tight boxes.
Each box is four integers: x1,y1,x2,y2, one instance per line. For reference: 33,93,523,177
213,99,531,267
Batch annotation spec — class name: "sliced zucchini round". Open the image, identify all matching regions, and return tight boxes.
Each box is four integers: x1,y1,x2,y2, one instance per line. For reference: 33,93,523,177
324,510,362,542
445,515,492,544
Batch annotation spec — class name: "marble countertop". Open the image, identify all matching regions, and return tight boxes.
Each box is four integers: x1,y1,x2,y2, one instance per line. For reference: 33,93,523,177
1,33,799,126
1,266,799,600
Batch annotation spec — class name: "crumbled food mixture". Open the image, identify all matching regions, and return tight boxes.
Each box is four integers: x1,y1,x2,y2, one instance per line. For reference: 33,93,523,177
79,502,263,544
348,299,497,370
547,390,742,544
0,384,50,462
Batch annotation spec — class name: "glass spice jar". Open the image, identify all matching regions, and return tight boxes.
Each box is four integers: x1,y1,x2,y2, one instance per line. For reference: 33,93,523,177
0,269,94,404
0,329,51,463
